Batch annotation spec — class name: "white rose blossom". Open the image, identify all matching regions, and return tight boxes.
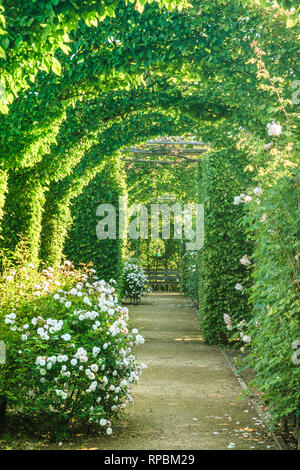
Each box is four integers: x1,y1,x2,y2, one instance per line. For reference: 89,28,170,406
267,121,282,137
235,283,243,291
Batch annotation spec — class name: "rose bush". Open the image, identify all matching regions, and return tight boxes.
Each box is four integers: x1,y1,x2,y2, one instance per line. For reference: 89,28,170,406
0,261,146,440
122,260,147,303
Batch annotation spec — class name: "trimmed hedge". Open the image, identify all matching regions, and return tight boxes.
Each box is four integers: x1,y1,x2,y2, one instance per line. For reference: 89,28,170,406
65,159,126,284
197,148,253,343
244,168,300,425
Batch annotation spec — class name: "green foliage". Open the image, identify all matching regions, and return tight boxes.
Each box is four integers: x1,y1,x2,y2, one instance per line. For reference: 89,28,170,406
0,0,190,111
178,249,198,302
0,169,8,221
1,170,46,263
236,142,300,425
197,145,254,344
65,159,126,283
0,261,146,440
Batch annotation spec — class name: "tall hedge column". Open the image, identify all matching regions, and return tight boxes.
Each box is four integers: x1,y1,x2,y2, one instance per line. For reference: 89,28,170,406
65,158,126,283
1,170,46,263
197,146,253,343
0,169,8,225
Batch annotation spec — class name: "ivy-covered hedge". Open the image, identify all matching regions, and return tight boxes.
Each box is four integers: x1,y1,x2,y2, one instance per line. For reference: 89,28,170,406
1,170,46,263
65,159,126,284
197,147,253,344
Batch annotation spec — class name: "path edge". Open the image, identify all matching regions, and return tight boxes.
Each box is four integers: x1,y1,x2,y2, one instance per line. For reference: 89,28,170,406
218,346,289,451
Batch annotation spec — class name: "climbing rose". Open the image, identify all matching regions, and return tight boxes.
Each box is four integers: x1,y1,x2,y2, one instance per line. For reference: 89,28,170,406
235,283,243,291
267,121,282,137
253,187,263,196
291,352,300,365
223,314,232,331
241,335,252,344
292,339,300,349
239,255,251,266
291,340,300,365
233,195,242,205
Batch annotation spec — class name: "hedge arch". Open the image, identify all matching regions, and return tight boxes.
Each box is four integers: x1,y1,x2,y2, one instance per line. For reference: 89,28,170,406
39,110,198,267
0,0,298,437
1,72,237,264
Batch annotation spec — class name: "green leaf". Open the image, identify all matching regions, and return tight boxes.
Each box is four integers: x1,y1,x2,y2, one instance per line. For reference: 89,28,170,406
2,37,9,49
0,45,6,59
59,43,71,55
51,56,61,75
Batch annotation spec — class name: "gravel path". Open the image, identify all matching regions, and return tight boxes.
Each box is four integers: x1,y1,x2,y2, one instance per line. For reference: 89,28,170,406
80,292,276,450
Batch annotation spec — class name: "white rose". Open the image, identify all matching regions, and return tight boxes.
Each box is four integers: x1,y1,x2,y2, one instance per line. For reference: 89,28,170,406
264,142,273,150
239,255,251,266
267,121,282,137
253,186,263,196
235,283,243,291
233,196,242,206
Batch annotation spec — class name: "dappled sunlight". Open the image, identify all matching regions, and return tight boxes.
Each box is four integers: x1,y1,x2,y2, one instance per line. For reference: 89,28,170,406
173,336,203,342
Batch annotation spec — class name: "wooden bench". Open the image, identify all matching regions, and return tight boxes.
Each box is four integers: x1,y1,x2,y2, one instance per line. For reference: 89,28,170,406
144,269,179,291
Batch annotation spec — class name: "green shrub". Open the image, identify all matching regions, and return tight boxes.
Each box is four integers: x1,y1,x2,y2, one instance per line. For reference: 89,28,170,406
229,168,300,425
122,259,147,303
0,261,146,440
179,249,198,302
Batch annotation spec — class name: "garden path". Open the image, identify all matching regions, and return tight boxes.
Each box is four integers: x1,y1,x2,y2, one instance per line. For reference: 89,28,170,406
80,292,276,450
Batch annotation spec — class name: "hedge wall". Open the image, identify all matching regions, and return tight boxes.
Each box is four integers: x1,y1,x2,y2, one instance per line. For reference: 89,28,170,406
197,148,253,343
244,166,300,424
65,158,126,283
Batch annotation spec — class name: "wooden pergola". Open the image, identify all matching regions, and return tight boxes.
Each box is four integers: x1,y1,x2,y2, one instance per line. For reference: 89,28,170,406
122,139,208,167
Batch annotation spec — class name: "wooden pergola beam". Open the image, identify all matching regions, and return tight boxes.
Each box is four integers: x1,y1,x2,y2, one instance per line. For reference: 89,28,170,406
124,159,187,165
123,148,207,155
123,139,208,167
147,140,206,145
123,155,201,163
